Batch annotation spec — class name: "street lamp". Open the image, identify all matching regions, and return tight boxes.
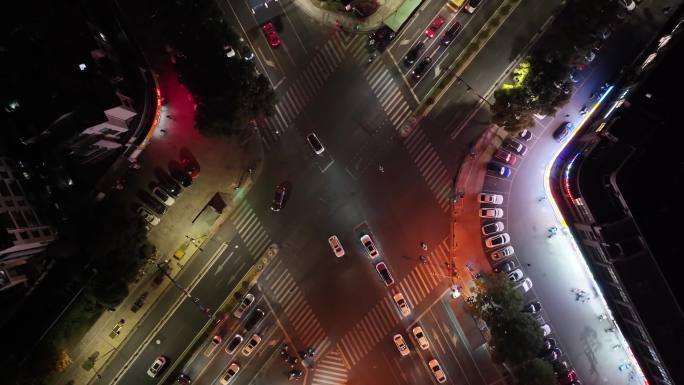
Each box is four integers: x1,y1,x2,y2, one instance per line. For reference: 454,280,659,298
454,74,492,107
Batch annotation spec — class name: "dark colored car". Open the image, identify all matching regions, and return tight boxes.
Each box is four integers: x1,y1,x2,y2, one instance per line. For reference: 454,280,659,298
375,262,395,286
177,373,192,384
240,46,255,61
487,162,511,177
440,22,462,46
155,169,182,196
522,301,542,314
542,337,556,351
412,57,432,80
369,26,395,51
404,42,425,66
553,122,573,141
137,191,167,215
503,139,528,155
244,308,266,331
271,185,286,212
170,168,192,187
225,334,244,354
541,348,562,362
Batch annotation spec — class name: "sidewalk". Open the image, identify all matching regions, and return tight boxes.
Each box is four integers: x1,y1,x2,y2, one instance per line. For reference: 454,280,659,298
294,0,405,32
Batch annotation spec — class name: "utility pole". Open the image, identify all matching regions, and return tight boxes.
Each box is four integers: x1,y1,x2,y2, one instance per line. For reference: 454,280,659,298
156,261,212,318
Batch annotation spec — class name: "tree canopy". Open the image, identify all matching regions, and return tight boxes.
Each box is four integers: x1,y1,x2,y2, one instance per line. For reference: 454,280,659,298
157,0,275,136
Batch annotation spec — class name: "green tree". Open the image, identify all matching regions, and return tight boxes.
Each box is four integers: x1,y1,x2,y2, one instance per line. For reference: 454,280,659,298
157,0,275,136
517,358,556,385
491,88,535,132
489,311,544,365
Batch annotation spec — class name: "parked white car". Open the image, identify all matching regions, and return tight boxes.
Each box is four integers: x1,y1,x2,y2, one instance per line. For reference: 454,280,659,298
137,206,161,225
479,208,504,218
478,193,503,205
485,233,510,248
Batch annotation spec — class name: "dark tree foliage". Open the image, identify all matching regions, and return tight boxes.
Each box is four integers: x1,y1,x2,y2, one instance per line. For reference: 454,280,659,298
491,0,622,131
517,358,557,385
157,0,275,135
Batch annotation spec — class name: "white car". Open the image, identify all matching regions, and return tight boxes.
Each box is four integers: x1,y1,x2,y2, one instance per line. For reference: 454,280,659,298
306,132,325,155
464,0,481,13
485,233,510,248
393,334,410,356
478,193,503,205
516,277,533,293
412,326,429,350
360,234,379,259
233,293,255,318
479,208,504,218
540,323,551,337
508,268,524,282
328,235,345,257
482,222,504,235
491,246,514,261
393,292,411,317
152,186,175,206
241,334,262,356
428,359,447,383
147,356,167,378
137,206,161,225
219,362,241,385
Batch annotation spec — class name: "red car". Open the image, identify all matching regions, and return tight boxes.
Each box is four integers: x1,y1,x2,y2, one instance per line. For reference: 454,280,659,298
262,22,281,48
560,369,577,385
180,158,200,178
425,15,445,38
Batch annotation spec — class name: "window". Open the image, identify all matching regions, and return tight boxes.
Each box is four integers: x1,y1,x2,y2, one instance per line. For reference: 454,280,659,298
19,232,29,240
0,182,9,197
0,171,9,179
17,200,26,206
6,200,14,207
41,228,52,237
31,230,41,238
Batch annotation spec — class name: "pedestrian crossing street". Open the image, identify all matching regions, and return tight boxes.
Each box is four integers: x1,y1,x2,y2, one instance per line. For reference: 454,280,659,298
311,349,348,385
227,200,272,259
259,30,356,149
403,128,454,212
337,239,452,367
259,258,332,358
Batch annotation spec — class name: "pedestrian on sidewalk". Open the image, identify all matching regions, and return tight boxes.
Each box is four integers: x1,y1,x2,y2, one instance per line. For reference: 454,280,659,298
663,5,672,14
419,255,427,264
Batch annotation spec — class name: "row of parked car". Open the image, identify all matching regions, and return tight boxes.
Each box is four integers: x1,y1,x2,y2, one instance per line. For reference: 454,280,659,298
480,133,580,385
136,157,199,226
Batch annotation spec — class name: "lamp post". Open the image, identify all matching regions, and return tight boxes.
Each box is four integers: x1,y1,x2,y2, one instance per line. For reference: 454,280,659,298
156,261,212,318
454,74,492,107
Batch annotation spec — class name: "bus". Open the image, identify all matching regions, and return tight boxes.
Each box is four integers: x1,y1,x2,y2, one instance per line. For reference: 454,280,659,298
383,0,423,32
